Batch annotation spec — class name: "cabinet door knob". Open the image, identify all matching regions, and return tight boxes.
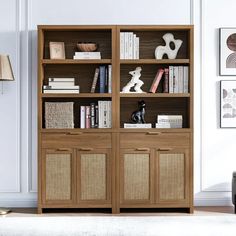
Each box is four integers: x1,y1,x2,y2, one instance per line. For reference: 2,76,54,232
136,148,150,151
158,148,172,151
56,148,70,152
146,132,161,135
79,148,93,151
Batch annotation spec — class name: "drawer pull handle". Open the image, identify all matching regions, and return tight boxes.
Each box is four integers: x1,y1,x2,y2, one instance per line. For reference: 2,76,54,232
158,148,172,151
66,132,83,135
79,148,93,151
56,148,70,152
146,132,161,135
136,148,150,151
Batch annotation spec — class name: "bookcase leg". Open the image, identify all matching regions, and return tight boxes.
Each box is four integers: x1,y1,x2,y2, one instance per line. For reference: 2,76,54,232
37,207,43,214
112,206,120,214
187,207,194,214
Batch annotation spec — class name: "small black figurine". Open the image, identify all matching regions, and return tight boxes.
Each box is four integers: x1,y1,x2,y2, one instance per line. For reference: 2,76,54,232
131,100,146,124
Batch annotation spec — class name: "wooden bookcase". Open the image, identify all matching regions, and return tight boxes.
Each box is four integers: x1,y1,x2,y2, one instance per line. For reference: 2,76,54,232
38,25,193,214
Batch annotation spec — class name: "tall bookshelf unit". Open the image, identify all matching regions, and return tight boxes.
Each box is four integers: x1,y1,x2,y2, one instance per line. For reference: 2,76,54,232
38,25,193,214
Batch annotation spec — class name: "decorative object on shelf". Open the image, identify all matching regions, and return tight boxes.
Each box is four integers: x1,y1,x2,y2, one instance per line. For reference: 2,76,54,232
0,55,14,94
49,42,65,59
131,100,146,124
121,67,145,93
77,42,98,52
220,28,236,75
220,80,236,127
45,102,74,128
155,33,183,59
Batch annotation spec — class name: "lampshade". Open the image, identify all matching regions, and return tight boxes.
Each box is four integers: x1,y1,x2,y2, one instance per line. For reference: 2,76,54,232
0,55,14,81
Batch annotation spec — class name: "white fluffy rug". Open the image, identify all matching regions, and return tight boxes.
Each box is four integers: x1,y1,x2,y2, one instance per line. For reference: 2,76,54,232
0,216,236,236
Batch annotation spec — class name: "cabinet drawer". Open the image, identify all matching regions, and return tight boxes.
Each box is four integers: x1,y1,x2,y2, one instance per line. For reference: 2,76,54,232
120,132,190,148
41,132,112,148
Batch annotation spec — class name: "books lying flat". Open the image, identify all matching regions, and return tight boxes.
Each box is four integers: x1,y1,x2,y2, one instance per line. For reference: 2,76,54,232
49,78,75,82
43,85,80,90
124,123,152,128
157,115,183,128
43,89,80,94
73,52,101,59
155,123,182,128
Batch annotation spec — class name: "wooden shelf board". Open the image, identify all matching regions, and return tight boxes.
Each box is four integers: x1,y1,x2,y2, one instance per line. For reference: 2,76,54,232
40,128,113,133
41,93,112,98
119,59,189,64
119,128,192,133
42,59,112,64
119,93,190,98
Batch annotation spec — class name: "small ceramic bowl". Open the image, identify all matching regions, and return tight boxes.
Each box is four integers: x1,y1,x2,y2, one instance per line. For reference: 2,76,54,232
77,42,98,52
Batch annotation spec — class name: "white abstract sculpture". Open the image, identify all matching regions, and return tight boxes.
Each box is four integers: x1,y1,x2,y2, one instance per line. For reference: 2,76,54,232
121,67,145,93
155,33,183,59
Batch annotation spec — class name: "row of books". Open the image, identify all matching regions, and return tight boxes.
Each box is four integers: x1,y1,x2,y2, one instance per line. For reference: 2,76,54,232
43,78,80,94
80,101,112,128
149,66,189,93
120,32,139,59
91,65,112,93
73,52,101,59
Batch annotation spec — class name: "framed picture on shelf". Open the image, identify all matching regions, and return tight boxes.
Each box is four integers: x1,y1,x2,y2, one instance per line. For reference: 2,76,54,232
220,80,236,127
49,42,65,59
220,28,236,75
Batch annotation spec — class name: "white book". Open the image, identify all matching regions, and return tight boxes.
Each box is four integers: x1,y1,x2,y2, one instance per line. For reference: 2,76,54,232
183,66,189,93
135,37,139,59
173,66,179,93
44,85,79,90
157,115,183,121
108,65,112,93
43,89,79,94
49,78,75,82
73,55,101,59
74,52,101,56
178,66,184,93
48,81,75,87
120,32,125,59
124,123,152,128
124,33,129,59
98,101,104,128
128,32,133,59
169,66,174,93
108,101,112,128
133,34,136,59
80,106,85,129
103,101,108,128
155,123,182,128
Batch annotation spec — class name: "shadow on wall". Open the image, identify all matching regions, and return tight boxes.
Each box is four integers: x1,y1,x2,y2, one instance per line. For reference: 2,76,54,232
196,182,231,192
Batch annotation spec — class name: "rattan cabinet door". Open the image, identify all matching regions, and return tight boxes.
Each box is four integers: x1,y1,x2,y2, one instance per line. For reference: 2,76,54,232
120,148,154,205
156,148,190,205
42,148,76,205
77,149,111,206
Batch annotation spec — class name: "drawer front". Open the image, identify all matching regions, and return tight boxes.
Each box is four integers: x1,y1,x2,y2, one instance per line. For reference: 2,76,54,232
120,132,190,148
42,132,112,148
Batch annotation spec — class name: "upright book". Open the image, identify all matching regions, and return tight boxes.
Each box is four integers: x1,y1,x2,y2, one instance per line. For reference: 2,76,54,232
149,68,164,93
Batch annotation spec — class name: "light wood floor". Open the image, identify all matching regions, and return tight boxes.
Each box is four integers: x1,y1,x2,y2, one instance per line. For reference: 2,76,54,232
1,207,234,217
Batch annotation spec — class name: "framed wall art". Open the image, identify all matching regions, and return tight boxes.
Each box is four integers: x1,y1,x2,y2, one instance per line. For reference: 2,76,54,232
49,42,65,59
220,80,236,127
220,28,236,75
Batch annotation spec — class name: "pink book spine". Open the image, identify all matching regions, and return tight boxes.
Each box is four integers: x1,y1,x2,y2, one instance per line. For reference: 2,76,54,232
149,69,164,93
85,106,91,128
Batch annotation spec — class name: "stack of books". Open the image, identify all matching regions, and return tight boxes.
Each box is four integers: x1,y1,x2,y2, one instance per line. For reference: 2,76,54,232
80,101,112,129
155,115,183,128
43,78,79,93
73,52,101,59
91,65,112,93
120,32,139,59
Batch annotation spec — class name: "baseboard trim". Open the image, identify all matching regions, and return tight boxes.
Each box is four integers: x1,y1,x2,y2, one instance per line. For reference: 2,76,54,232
194,197,232,206
0,199,37,208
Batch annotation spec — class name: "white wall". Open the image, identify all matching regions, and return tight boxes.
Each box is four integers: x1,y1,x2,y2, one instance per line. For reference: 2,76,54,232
0,0,234,207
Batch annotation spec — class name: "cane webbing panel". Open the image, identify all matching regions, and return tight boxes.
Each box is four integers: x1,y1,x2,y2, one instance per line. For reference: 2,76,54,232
124,154,150,200
46,153,71,200
159,153,185,200
80,154,106,200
